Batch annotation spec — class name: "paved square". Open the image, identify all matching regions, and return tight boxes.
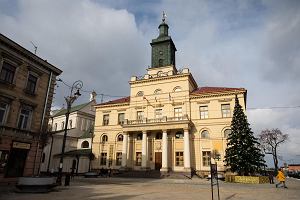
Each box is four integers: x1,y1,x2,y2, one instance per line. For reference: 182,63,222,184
1,177,300,200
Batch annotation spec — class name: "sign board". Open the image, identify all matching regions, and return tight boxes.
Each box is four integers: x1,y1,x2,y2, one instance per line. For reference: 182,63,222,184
12,142,31,150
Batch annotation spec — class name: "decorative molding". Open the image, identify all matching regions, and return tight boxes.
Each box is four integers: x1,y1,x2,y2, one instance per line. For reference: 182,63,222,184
102,110,111,113
218,98,232,102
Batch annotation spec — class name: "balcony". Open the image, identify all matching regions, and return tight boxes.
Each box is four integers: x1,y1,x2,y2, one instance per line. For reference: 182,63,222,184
123,114,189,126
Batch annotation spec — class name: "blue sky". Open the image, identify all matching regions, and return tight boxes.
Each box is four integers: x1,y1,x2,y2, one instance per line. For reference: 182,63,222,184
0,0,300,166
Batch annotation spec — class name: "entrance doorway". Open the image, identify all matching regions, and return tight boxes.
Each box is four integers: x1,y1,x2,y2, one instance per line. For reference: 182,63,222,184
5,148,28,177
155,152,162,170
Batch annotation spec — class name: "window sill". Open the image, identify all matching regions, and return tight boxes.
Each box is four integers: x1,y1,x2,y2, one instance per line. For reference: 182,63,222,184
23,89,37,96
0,80,16,88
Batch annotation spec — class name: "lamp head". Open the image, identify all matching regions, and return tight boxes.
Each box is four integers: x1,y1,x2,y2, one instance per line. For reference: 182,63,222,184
74,89,81,97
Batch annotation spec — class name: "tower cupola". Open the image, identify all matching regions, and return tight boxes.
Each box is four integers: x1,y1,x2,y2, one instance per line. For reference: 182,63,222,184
150,12,177,68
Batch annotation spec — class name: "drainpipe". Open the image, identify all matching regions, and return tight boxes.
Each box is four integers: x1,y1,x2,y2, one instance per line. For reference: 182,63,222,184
33,71,53,176
47,133,54,173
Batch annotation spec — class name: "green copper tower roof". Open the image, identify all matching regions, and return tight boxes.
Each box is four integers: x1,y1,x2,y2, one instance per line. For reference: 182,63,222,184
150,12,177,68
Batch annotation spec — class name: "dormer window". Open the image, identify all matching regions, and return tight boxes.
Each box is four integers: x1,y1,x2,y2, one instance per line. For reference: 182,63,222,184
173,86,182,92
136,91,144,97
154,89,162,94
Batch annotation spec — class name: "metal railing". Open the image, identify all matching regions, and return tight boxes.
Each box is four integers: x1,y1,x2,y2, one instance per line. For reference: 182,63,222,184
124,114,189,125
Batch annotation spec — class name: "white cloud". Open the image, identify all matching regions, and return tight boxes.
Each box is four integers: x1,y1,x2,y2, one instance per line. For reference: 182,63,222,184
1,0,300,165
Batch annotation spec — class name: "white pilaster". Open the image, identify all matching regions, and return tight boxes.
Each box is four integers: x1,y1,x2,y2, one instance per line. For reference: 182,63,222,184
142,131,147,168
184,129,191,170
121,132,128,168
161,130,168,172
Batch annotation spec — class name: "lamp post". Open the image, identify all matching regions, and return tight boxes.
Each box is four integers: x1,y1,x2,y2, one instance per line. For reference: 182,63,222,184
88,128,94,172
56,80,83,185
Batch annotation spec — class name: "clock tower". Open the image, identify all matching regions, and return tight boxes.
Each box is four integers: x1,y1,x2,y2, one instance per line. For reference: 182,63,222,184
150,13,177,68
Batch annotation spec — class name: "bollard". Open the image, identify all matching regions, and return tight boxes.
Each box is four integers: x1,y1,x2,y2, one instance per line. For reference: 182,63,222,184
65,174,71,186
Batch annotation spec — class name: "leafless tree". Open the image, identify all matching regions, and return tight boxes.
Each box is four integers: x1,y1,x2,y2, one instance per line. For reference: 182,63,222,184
258,129,288,172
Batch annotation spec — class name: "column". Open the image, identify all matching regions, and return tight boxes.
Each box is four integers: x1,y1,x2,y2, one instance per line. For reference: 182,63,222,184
184,128,191,171
161,130,168,172
121,132,128,168
141,131,148,168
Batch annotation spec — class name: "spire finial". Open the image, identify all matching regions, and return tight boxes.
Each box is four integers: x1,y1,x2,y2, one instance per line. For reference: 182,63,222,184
162,11,167,23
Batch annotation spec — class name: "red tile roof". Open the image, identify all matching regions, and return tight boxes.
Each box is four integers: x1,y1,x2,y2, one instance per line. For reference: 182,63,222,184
97,96,130,106
191,87,245,95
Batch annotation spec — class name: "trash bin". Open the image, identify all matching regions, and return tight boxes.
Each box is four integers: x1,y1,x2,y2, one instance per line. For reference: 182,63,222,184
65,174,70,186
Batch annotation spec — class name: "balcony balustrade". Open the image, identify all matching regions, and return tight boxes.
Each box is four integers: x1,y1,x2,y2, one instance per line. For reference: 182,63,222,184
123,114,189,126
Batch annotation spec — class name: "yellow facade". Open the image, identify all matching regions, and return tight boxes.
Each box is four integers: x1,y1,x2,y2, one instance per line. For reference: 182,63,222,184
92,20,247,176
92,64,246,175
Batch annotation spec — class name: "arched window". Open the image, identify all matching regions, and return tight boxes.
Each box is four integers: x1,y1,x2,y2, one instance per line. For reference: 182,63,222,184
102,135,108,143
61,121,64,130
201,130,210,139
136,91,144,97
154,89,162,94
81,141,89,148
224,129,232,138
173,86,182,92
117,134,123,142
137,133,142,140
155,132,162,139
175,131,183,139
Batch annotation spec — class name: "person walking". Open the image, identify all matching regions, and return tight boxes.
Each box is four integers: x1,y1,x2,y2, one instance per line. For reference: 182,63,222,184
268,171,274,184
275,169,287,188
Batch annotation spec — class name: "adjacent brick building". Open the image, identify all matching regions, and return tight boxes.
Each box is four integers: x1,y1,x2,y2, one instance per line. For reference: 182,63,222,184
0,34,62,183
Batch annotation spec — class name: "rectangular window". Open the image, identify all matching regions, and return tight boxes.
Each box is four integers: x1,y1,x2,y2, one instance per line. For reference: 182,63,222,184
202,151,211,167
200,106,208,119
175,152,184,166
118,113,125,125
136,152,142,166
137,111,144,120
116,152,122,166
0,62,16,84
221,104,230,118
17,106,32,129
100,153,107,165
103,114,109,126
25,74,38,94
155,109,162,119
174,107,182,120
0,102,9,125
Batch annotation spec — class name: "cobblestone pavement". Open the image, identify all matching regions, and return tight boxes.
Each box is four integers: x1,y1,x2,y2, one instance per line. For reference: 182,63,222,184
1,177,299,200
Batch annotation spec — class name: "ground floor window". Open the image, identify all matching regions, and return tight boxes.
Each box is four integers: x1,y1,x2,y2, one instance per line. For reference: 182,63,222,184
202,151,211,166
100,153,107,166
116,152,122,166
0,150,9,174
175,152,184,166
136,152,142,166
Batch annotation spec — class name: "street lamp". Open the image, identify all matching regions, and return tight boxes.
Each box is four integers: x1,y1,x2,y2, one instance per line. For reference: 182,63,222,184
56,80,83,185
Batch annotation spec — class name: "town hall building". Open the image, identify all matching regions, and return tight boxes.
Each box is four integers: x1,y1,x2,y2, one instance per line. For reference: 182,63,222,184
92,17,246,177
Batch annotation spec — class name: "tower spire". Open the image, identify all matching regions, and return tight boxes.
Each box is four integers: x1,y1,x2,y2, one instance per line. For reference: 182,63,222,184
162,11,167,23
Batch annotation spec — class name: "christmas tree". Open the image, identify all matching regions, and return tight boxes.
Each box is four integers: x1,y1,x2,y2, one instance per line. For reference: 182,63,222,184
224,95,265,175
